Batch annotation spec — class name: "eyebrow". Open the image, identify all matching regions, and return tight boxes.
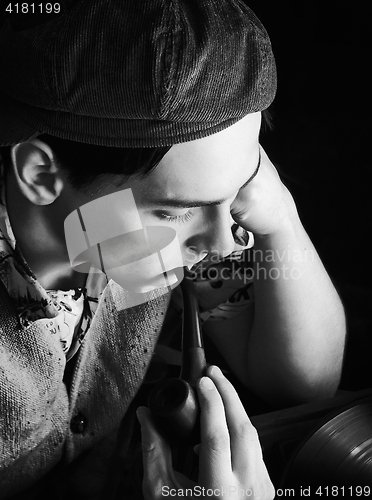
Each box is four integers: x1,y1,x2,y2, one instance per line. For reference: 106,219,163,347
150,151,261,209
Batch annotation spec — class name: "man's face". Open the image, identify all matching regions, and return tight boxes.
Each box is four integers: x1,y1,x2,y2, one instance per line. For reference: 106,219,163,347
67,112,261,291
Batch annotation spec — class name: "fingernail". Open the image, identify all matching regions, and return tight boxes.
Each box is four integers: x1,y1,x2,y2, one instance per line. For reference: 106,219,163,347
231,224,249,246
136,407,146,425
210,365,224,378
200,376,214,390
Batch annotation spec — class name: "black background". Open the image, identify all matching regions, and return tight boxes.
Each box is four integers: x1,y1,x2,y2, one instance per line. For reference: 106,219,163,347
247,0,371,391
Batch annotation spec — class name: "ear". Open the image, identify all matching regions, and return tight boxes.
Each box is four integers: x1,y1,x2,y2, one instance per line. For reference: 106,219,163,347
10,139,64,205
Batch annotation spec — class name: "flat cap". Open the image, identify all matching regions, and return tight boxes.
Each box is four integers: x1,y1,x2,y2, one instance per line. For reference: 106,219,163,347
0,0,276,147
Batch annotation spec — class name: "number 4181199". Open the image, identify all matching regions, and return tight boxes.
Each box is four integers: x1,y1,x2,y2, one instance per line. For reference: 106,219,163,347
315,486,370,497
5,3,61,14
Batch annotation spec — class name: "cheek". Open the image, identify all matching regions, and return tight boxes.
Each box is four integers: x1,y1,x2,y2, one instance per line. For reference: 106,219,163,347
136,209,212,266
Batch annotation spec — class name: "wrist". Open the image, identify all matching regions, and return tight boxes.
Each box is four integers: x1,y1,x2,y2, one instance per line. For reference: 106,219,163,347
254,187,301,243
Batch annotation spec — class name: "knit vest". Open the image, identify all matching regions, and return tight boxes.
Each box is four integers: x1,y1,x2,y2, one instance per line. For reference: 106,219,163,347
0,279,170,498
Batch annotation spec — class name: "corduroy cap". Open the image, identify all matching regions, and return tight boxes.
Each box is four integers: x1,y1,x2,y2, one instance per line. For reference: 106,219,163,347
0,0,276,147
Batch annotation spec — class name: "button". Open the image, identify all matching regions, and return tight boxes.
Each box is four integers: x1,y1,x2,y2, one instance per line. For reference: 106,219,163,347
70,412,87,434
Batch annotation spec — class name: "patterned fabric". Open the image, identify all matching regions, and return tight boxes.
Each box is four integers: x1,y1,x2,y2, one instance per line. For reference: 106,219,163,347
170,246,255,323
0,155,107,361
194,253,255,322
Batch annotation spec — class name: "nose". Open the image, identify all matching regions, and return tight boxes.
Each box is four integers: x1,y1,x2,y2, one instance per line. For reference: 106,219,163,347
187,206,236,263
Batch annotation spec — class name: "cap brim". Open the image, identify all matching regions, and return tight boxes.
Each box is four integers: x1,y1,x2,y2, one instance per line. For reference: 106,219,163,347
0,88,244,148
0,89,41,146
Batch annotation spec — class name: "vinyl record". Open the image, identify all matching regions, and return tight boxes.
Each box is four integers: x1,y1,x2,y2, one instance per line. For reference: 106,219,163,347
281,402,372,488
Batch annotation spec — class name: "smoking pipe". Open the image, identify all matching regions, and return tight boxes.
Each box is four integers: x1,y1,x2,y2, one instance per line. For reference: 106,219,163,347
148,267,207,446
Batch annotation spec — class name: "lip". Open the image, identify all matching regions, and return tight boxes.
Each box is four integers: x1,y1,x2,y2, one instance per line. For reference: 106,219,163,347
105,262,185,293
184,260,206,273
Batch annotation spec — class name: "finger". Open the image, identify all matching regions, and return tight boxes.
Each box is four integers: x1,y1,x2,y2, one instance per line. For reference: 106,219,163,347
206,366,264,471
197,376,232,484
137,407,175,499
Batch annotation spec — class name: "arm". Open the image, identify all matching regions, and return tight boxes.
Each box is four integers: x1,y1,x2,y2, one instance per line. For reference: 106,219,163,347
204,148,346,407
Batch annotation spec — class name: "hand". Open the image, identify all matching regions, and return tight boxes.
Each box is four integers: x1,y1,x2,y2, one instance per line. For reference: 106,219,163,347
230,147,297,237
137,365,275,499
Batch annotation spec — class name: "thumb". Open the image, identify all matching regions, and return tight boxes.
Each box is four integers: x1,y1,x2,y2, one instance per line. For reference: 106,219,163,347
137,406,175,499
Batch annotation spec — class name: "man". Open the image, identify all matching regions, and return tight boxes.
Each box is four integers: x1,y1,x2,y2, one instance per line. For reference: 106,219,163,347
0,1,345,498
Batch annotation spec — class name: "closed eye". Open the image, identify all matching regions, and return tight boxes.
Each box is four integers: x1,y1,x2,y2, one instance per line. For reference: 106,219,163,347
158,210,194,224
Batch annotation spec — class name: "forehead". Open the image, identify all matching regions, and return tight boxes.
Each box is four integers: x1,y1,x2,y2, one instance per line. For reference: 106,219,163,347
133,112,262,205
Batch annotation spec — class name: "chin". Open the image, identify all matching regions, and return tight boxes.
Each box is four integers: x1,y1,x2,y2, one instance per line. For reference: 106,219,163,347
106,266,183,294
